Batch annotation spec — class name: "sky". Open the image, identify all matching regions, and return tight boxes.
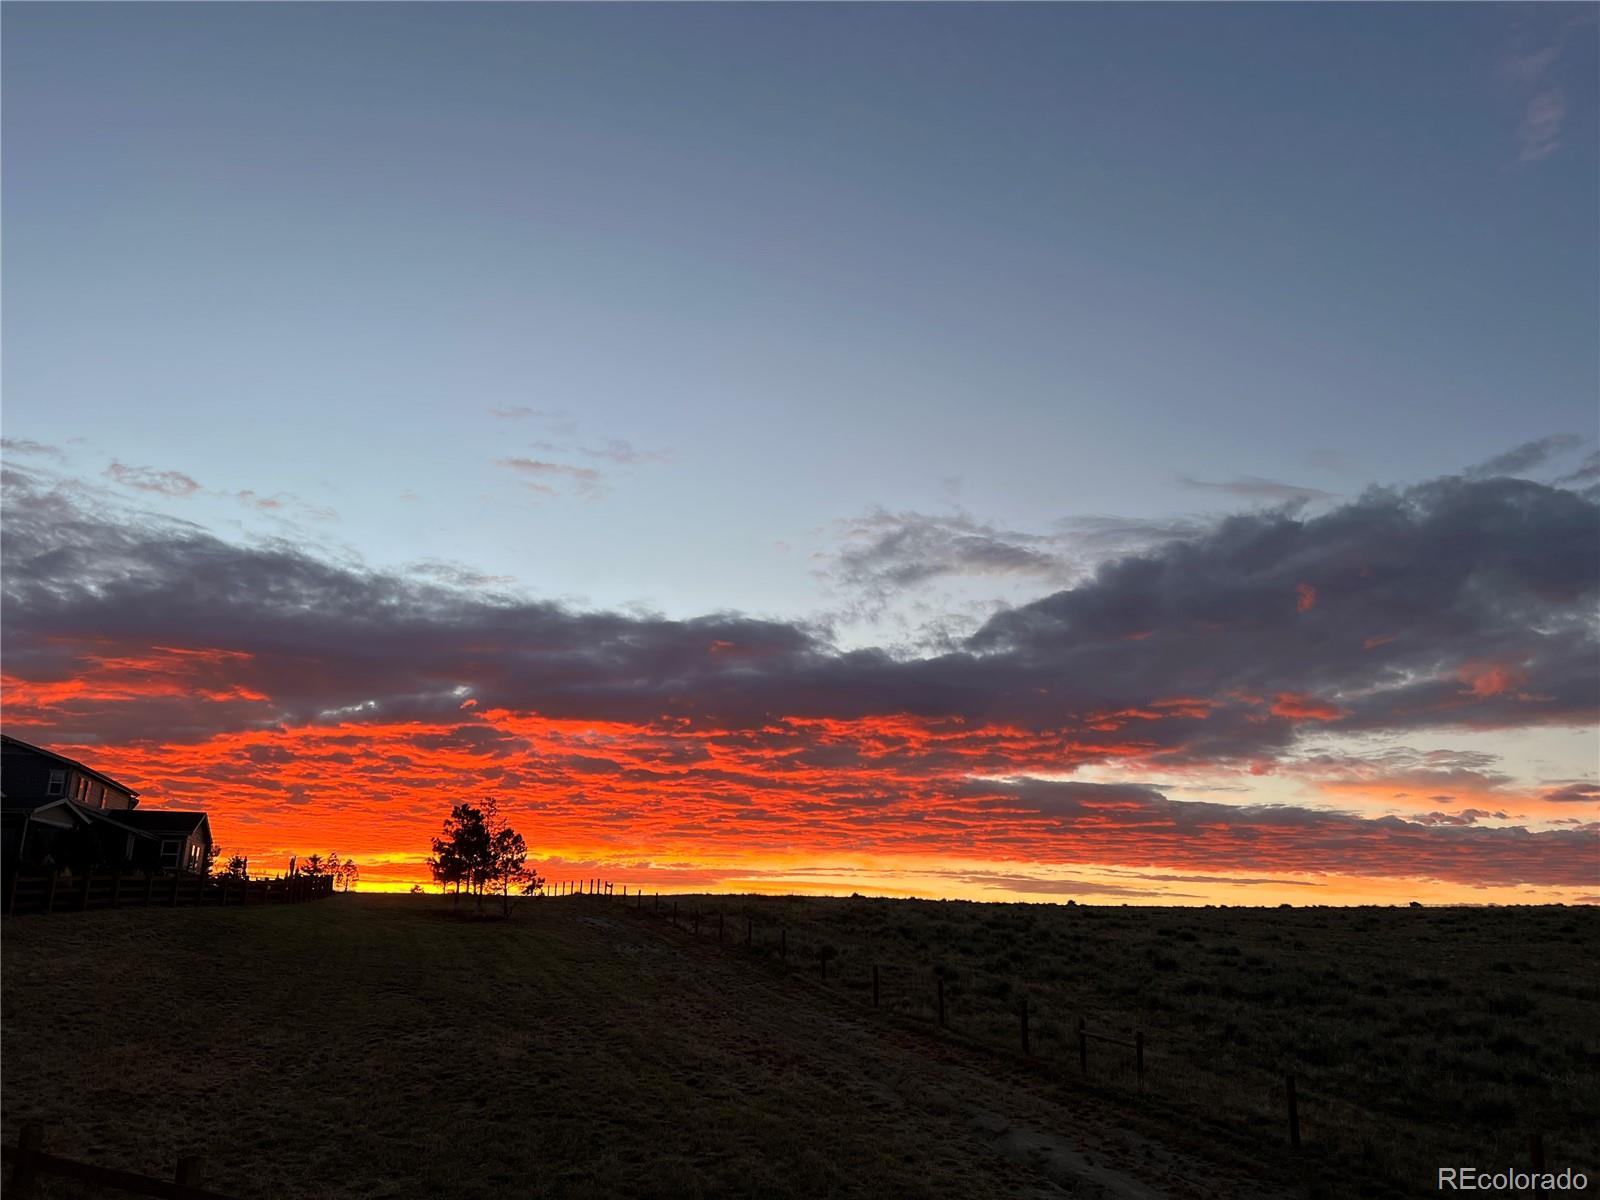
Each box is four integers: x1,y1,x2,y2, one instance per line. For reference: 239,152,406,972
3,3,1597,903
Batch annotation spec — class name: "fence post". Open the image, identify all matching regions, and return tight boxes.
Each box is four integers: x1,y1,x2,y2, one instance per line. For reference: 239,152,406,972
873,964,880,1008
44,873,57,914
79,873,94,911
1531,1133,1546,1199
937,975,946,1027
1285,1074,1301,1149
1078,1017,1087,1072
111,873,123,909
11,1122,43,1195
170,875,181,908
175,1154,204,1186
1019,995,1030,1056
145,874,156,906
1135,1031,1144,1085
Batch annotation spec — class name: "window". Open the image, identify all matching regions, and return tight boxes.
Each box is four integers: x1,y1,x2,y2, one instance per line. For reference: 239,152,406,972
46,770,65,796
160,840,179,869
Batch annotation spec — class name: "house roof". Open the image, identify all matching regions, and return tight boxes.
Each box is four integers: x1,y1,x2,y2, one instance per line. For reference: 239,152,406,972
119,810,211,838
22,799,158,839
0,734,140,799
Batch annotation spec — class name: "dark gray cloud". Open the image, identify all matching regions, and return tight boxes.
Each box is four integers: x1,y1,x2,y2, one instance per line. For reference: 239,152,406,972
1554,450,1600,488
970,475,1599,754
4,468,1596,769
1542,782,1599,805
1466,433,1584,479
824,509,1073,617
1178,475,1338,505
818,510,1204,630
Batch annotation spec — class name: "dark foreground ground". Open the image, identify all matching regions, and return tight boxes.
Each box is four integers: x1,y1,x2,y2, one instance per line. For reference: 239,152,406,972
1,894,1592,1198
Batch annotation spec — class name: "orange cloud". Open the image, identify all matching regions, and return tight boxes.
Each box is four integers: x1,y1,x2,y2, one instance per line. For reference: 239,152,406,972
1457,661,1524,698
1269,693,1345,721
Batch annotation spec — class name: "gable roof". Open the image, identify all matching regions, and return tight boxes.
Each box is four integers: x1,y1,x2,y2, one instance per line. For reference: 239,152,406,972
120,810,211,838
0,734,140,799
22,799,158,839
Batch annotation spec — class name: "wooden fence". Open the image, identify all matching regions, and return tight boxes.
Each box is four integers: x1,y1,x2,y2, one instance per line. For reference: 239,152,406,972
3,1123,239,1199
4,871,335,917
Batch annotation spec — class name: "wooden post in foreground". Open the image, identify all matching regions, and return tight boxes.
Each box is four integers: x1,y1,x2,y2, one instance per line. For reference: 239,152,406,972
1285,1074,1301,1149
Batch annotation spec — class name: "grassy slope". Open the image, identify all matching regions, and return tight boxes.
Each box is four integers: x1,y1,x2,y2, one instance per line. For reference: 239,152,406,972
4,894,1302,1200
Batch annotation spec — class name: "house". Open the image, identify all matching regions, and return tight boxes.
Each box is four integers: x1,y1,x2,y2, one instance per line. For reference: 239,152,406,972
1,735,214,877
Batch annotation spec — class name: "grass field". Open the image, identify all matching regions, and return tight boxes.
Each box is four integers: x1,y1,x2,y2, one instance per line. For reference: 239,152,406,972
2,894,1593,1198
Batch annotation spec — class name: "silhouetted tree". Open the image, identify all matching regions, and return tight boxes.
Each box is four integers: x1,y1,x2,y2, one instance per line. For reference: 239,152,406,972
430,802,492,911
337,858,360,892
302,853,327,879
429,799,538,916
409,883,425,895
221,855,249,880
203,843,221,877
